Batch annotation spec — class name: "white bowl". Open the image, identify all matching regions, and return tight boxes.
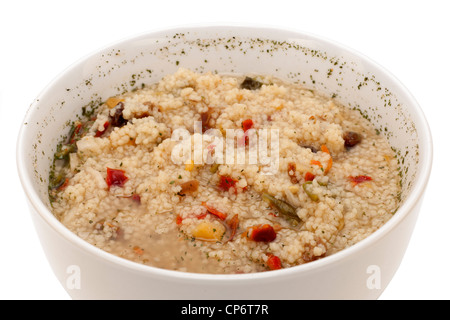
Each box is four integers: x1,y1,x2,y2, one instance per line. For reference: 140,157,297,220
16,25,432,299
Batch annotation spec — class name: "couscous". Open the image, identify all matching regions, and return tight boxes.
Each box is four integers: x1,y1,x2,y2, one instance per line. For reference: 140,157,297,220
48,68,400,274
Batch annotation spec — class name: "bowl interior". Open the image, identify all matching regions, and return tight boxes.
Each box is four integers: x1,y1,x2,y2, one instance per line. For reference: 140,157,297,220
18,26,430,270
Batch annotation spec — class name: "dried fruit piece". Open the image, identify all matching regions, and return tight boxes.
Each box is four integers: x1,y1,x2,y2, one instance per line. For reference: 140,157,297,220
178,180,199,196
240,77,263,90
343,131,362,149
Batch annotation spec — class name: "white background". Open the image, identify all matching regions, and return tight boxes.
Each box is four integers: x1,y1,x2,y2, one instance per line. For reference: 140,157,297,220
1,0,448,300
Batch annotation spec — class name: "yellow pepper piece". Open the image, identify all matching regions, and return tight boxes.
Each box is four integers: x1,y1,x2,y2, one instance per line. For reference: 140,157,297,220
185,160,195,171
192,221,225,241
105,97,124,109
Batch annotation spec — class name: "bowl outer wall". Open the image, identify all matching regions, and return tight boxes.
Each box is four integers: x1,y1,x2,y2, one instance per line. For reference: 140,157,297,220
17,25,433,299
27,190,424,299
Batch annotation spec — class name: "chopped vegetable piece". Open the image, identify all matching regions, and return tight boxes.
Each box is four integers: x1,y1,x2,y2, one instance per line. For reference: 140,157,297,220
240,76,263,90
210,163,220,173
49,172,67,190
65,122,78,143
310,160,323,169
57,178,70,191
227,214,239,242
131,193,141,203
54,143,76,160
68,121,83,144
247,224,277,242
287,162,298,183
105,167,128,189
192,221,226,241
201,202,227,220
261,193,300,223
241,119,254,146
196,212,208,220
320,145,333,174
349,175,373,186
304,172,315,181
320,145,329,154
242,119,254,132
133,246,144,255
266,254,282,270
218,175,238,192
95,121,110,137
343,131,362,149
178,179,200,196
185,160,195,171
105,97,124,109
302,181,319,202
176,215,183,225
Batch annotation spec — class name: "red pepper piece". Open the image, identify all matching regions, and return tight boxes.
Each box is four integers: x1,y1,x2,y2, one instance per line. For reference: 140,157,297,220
266,254,282,270
248,224,277,242
304,172,315,181
227,214,239,242
218,175,238,192
106,167,128,190
57,178,70,191
176,211,208,226
95,121,110,137
201,202,227,220
242,119,254,132
242,119,254,146
69,122,83,144
349,175,372,186
196,212,208,220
